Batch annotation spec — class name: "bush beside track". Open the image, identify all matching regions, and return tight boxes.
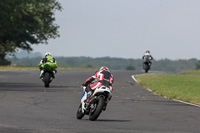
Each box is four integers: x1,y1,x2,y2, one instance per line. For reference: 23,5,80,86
135,72,200,105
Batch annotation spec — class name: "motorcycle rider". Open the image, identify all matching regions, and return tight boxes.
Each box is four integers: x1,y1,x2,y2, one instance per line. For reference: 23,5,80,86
82,66,114,111
142,50,153,64
38,52,57,78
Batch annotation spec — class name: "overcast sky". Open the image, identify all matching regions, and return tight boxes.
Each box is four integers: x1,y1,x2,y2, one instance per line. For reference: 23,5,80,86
32,0,200,60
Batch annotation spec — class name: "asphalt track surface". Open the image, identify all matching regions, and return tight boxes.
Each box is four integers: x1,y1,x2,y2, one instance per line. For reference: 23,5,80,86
0,69,200,133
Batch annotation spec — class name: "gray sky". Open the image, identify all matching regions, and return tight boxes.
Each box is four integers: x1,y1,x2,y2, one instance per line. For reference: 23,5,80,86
32,0,200,60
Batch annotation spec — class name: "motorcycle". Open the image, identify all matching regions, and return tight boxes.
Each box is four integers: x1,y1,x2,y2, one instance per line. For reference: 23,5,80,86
76,85,112,121
40,62,57,87
143,56,151,73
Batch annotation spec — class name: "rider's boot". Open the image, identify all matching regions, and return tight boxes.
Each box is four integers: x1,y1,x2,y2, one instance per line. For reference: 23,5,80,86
85,86,93,99
102,103,107,111
40,70,44,79
52,71,56,78
103,98,111,111
87,91,92,98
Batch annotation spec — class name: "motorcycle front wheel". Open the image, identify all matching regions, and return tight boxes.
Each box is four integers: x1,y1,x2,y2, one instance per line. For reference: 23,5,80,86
76,103,85,119
89,96,105,121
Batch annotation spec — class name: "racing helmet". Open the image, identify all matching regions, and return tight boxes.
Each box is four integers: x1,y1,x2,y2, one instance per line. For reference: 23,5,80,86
146,50,150,53
100,66,109,72
45,52,51,57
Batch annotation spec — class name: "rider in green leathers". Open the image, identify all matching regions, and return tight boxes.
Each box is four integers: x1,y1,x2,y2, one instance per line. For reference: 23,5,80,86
38,52,57,78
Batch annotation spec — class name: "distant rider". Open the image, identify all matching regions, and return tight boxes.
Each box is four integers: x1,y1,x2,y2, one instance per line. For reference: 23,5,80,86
38,52,57,78
82,66,114,110
142,50,153,64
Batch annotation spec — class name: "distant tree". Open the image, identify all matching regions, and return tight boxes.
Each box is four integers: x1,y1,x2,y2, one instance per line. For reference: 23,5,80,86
0,0,62,64
195,61,200,70
126,65,135,70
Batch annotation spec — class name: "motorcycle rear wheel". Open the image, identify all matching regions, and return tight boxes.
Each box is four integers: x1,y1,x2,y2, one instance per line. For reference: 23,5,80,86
44,72,50,87
143,63,150,73
89,96,105,121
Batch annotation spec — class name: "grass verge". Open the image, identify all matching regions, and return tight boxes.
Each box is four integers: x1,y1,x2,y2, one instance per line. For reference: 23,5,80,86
180,70,200,74
135,73,200,105
0,66,38,70
0,66,97,71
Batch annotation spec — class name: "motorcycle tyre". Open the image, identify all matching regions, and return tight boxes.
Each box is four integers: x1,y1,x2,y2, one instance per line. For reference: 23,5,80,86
143,63,150,73
76,103,85,119
89,96,105,121
44,72,50,88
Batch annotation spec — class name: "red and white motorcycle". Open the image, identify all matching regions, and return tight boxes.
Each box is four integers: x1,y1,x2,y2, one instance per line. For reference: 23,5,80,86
76,85,112,121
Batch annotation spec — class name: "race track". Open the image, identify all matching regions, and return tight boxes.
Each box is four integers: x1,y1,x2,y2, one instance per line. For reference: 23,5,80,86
0,69,200,133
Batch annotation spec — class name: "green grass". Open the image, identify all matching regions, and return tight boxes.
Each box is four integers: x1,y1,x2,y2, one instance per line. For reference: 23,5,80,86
0,66,38,70
180,70,200,74
0,66,97,71
135,74,200,105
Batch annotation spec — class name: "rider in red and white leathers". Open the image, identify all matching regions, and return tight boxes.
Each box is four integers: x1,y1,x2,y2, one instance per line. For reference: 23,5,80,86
81,66,114,111
84,66,114,94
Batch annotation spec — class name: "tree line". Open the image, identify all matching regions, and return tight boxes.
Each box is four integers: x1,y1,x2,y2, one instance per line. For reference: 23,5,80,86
8,56,199,72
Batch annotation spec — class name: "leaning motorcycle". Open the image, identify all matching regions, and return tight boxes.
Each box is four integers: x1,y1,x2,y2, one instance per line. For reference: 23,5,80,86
76,85,112,121
40,62,57,87
143,56,151,73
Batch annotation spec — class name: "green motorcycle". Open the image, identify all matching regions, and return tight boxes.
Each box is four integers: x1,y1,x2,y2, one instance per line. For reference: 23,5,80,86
41,62,57,87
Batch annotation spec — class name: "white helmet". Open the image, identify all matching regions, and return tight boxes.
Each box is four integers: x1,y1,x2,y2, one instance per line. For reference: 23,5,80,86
100,66,109,72
45,52,51,57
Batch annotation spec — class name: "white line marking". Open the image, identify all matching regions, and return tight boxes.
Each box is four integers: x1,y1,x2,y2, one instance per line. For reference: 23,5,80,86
131,74,200,108
173,99,200,108
131,75,138,83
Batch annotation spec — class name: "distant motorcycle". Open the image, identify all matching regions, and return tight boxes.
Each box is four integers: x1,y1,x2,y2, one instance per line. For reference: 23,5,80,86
76,85,112,121
40,62,57,87
143,56,152,73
